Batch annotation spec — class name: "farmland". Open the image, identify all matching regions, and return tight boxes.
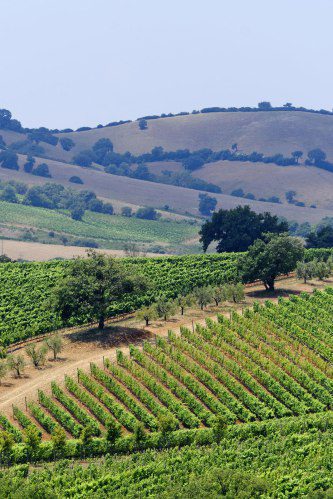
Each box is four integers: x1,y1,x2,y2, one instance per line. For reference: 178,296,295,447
0,253,239,345
1,411,333,497
0,200,200,254
1,288,333,460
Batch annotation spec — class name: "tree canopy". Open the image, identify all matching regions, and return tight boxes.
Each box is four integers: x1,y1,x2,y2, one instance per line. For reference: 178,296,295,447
199,205,288,252
306,226,333,248
52,251,148,329
238,233,304,291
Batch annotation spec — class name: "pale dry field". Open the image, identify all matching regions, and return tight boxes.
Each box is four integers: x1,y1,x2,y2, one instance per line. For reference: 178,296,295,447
0,239,161,261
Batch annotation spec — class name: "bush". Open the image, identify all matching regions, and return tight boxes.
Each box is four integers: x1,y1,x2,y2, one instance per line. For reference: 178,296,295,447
69,176,83,184
136,207,160,220
60,138,75,151
32,163,52,178
0,150,19,170
121,206,132,217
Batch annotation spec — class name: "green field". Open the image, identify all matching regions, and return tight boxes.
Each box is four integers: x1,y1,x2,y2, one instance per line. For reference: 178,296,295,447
0,254,239,344
1,412,333,497
0,201,200,253
2,289,333,497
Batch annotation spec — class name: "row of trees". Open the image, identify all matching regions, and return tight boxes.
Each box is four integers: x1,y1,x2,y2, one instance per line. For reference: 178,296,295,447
296,258,333,283
137,284,245,326
0,335,63,383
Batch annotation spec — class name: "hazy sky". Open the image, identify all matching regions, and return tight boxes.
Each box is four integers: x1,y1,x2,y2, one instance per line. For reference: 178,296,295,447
1,0,333,129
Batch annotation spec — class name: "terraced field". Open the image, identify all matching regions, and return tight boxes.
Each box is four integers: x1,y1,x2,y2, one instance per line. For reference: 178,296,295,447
3,288,333,444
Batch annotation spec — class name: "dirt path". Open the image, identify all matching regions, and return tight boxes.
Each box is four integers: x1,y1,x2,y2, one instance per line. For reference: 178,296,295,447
1,276,331,419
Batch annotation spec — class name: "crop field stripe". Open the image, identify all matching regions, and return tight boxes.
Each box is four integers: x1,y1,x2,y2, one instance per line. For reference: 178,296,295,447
134,343,214,426
225,315,326,411
27,401,59,435
51,381,101,436
259,306,333,362
196,322,301,415
37,390,82,437
229,314,332,406
90,364,158,431
148,339,237,423
65,374,116,428
167,331,272,420
157,335,255,422
180,326,287,417
12,405,43,437
213,317,315,413
117,354,199,428
0,413,22,442
242,311,333,391
104,359,173,420
249,312,333,391
78,368,139,432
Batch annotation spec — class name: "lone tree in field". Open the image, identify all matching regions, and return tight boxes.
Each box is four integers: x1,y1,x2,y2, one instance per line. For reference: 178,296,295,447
45,334,63,360
176,294,195,315
52,251,147,330
200,205,288,252
155,296,177,321
296,261,314,284
238,233,304,291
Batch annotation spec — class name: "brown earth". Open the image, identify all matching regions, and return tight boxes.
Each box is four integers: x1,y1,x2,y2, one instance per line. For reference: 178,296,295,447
1,276,330,423
0,239,163,262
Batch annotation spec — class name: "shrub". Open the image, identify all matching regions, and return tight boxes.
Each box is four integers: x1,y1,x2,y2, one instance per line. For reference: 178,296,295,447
32,163,52,178
69,176,83,184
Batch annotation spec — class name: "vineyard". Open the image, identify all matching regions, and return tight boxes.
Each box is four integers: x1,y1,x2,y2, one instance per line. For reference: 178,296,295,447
0,253,239,345
2,412,333,497
0,200,199,253
1,248,333,346
2,287,333,453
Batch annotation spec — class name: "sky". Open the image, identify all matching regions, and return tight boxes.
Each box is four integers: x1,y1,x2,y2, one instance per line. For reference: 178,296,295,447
1,0,333,129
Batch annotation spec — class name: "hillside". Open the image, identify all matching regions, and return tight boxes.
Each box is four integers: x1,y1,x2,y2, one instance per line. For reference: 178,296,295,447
45,111,333,160
0,154,332,224
2,109,333,255
0,200,200,256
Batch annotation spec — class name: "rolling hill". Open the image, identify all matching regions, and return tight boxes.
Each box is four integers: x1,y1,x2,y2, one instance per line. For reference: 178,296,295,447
2,108,333,258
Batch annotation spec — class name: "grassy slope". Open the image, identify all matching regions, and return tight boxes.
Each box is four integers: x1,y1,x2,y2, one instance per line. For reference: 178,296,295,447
0,155,331,223
0,201,199,252
2,110,333,223
49,111,333,159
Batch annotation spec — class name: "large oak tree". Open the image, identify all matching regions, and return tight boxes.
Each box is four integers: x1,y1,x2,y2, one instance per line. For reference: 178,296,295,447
199,205,288,253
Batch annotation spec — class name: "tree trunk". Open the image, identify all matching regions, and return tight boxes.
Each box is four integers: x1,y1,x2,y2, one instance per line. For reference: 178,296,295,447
214,299,219,306
267,278,275,291
98,316,105,330
181,307,184,315
145,318,149,327
263,282,269,291
201,304,204,310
